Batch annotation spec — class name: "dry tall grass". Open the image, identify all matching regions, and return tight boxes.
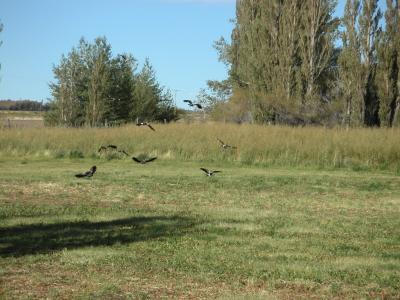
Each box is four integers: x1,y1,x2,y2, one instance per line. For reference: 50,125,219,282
1,123,399,170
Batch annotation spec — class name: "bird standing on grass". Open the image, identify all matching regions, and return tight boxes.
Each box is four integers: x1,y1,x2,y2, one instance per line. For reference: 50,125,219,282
136,122,155,131
200,168,221,177
75,166,97,178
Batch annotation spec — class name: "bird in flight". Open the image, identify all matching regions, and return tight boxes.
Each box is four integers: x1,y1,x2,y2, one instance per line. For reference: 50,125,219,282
183,99,203,109
200,168,221,177
136,122,155,131
132,156,157,164
98,144,118,152
75,166,97,178
217,138,237,150
98,145,129,156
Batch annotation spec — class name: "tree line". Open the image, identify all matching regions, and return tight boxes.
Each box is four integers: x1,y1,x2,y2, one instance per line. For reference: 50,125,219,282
0,100,49,111
45,37,177,127
201,0,400,127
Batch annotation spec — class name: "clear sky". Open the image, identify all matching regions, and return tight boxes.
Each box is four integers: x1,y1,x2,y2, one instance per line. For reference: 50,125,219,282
0,0,386,107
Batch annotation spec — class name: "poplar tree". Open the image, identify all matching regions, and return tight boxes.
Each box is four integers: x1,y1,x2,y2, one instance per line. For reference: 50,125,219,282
359,0,382,126
377,0,399,126
299,0,339,113
226,0,339,124
338,0,363,127
85,38,112,126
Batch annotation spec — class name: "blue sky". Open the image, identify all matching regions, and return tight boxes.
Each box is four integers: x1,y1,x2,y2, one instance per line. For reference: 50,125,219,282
0,0,385,107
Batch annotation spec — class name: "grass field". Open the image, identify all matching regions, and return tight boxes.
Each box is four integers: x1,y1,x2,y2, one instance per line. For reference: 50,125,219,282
0,124,400,299
0,111,44,128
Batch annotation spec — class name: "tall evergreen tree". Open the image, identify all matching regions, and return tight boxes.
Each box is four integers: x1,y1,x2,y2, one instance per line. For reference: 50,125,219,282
131,58,160,121
107,54,137,123
131,58,176,122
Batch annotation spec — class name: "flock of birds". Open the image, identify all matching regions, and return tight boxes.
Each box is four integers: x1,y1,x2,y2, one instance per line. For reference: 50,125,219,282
75,100,236,179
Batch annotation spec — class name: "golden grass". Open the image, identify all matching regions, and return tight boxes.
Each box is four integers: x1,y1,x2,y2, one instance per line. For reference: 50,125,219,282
0,123,400,170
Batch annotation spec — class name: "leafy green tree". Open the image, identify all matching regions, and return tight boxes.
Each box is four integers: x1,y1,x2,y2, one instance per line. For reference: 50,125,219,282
47,37,177,126
85,38,112,126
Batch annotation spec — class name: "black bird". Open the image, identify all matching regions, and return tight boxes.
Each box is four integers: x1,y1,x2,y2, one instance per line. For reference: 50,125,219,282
183,99,203,109
200,168,221,177
75,166,97,178
217,138,237,150
136,122,155,131
132,156,157,164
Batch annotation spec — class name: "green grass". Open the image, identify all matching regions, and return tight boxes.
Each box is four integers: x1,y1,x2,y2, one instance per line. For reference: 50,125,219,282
1,158,399,299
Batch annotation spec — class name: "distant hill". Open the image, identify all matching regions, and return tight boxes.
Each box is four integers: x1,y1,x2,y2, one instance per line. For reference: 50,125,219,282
0,99,49,111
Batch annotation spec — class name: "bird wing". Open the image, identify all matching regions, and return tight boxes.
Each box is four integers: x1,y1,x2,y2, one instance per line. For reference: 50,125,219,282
147,124,156,131
213,170,222,173
183,99,193,105
90,166,97,175
98,146,107,152
217,138,224,145
132,157,142,163
195,103,203,109
75,170,90,178
200,168,210,174
107,144,117,149
144,157,157,163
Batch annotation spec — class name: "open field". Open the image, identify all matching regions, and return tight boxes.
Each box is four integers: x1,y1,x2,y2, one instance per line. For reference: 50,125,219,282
0,124,399,298
0,111,44,129
1,123,400,171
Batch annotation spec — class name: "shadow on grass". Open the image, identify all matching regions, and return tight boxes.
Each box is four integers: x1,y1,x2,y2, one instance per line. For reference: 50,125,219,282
0,215,199,257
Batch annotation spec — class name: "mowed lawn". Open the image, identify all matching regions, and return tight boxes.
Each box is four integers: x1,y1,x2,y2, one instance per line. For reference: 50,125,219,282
0,158,399,299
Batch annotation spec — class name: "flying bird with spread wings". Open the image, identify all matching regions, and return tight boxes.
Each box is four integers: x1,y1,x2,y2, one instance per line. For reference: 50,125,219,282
132,156,158,164
200,168,221,177
75,166,97,178
136,122,156,131
98,145,130,156
183,99,203,109
217,138,237,150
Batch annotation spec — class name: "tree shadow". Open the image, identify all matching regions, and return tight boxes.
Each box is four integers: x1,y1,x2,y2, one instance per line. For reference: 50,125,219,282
0,215,199,257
